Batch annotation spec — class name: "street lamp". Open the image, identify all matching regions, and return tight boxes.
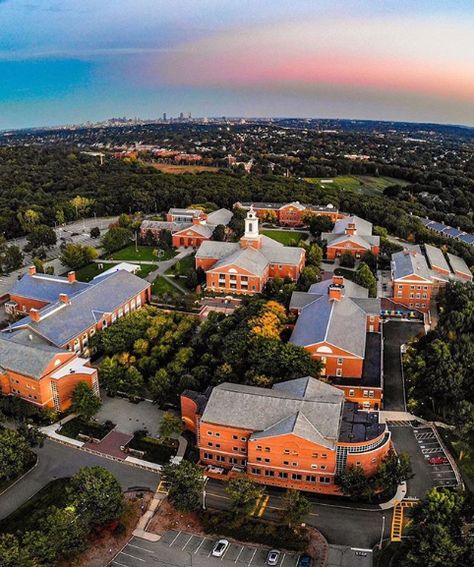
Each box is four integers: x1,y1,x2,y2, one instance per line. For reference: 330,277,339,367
379,515,386,550
202,476,209,510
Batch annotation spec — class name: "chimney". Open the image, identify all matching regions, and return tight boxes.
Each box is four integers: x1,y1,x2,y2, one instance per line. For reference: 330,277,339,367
345,222,356,236
28,265,36,276
67,271,76,284
328,284,343,302
332,274,344,287
59,293,69,304
30,308,41,322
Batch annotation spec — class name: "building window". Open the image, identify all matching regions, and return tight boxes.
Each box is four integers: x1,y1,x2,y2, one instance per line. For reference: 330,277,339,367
203,452,213,460
336,368,342,377
256,457,262,462
363,390,369,398
337,357,343,365
264,470,275,477
216,455,225,462
207,431,213,435
306,475,316,482
320,477,331,484
320,465,327,470
312,452,318,458
215,432,220,437
215,444,221,448
229,457,237,465
284,449,290,454
240,437,246,441
278,471,288,479
251,468,261,475
256,445,262,451
349,389,355,397
240,448,246,453
264,447,270,452
283,461,289,466
207,442,213,447
291,473,302,481
232,435,238,440
264,458,270,463
311,464,318,469
369,391,375,398
124,304,130,315
321,454,327,459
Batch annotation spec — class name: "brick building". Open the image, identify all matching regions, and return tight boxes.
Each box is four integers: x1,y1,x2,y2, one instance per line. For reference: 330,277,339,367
289,275,382,409
140,208,233,249
0,330,98,412
322,216,380,260
235,201,340,226
195,208,305,294
391,245,472,313
5,268,151,356
181,376,391,495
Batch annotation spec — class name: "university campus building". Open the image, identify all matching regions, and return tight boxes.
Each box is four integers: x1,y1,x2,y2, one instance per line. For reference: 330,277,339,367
391,244,472,313
181,376,391,495
0,330,98,412
321,215,380,260
235,201,340,226
1,266,151,410
195,208,305,294
140,207,233,249
289,275,382,409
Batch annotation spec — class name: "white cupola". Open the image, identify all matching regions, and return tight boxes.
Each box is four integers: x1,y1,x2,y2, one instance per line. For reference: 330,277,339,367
244,206,259,239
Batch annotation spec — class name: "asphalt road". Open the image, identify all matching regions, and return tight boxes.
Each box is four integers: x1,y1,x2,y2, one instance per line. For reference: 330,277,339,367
0,439,159,520
205,479,391,549
383,321,424,411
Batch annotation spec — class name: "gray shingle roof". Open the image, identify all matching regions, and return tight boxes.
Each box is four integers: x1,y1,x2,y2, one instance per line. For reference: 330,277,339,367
207,208,233,226
210,247,269,276
424,244,450,273
260,239,305,265
289,294,368,358
9,273,90,303
447,253,472,278
9,270,150,347
323,233,379,249
308,279,368,298
195,241,240,259
201,377,344,449
168,208,202,217
0,331,66,379
141,219,191,233
391,247,432,281
174,223,213,238
332,215,373,236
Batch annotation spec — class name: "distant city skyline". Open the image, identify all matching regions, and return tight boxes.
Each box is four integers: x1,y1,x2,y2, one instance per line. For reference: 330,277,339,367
1,0,474,129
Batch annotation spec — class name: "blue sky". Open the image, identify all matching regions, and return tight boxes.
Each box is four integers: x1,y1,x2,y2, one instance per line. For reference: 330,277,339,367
1,0,473,129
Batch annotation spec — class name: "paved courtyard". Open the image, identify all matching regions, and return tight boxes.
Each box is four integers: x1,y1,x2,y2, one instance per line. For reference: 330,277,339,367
97,394,164,437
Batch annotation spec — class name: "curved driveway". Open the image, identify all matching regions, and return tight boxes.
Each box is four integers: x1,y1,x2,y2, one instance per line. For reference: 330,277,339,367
0,439,159,520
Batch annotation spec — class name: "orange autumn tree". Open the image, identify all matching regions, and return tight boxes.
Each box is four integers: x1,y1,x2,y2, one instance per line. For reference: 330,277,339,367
249,300,287,339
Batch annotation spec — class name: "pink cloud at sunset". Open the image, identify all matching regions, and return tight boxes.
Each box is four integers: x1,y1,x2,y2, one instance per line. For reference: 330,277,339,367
156,16,474,104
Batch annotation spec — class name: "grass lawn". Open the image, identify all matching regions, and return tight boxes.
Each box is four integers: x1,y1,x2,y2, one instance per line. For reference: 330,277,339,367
165,253,196,276
0,477,70,534
261,229,306,245
305,175,410,196
109,245,176,262
59,417,114,441
128,434,177,464
152,276,183,296
75,262,115,282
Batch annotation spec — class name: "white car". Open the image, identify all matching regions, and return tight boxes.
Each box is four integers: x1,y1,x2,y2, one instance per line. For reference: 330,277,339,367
266,549,281,565
212,539,229,557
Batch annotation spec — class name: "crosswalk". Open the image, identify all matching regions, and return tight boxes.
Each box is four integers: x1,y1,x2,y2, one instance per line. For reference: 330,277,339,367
250,494,270,518
391,499,418,542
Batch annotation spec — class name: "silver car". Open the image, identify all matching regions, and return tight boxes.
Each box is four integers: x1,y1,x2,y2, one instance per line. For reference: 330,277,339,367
266,549,281,565
212,539,229,557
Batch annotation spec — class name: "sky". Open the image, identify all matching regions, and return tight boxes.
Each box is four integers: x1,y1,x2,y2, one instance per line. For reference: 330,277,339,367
1,0,474,129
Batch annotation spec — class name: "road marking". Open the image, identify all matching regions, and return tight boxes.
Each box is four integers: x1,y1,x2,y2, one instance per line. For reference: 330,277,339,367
127,543,153,553
221,545,230,560
169,531,182,547
280,552,287,566
248,548,257,565
194,538,207,554
120,551,145,562
182,535,194,550
250,494,264,516
235,546,244,563
112,561,130,567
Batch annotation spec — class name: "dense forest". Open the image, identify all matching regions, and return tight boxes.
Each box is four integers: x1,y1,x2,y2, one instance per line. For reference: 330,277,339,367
0,147,473,266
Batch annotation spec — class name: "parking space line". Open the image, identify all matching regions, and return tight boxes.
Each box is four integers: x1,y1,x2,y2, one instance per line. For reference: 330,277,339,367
221,544,232,560
235,547,244,563
248,548,257,565
120,551,145,562
280,552,286,566
127,543,153,553
113,561,130,567
194,538,207,554
169,531,182,547
182,535,194,551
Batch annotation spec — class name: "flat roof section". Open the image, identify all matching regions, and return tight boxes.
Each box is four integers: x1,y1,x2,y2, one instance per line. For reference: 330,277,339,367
338,402,386,443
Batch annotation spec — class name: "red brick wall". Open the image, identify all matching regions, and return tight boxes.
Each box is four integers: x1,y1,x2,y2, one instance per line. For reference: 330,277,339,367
392,277,432,312
9,295,50,313
303,342,364,378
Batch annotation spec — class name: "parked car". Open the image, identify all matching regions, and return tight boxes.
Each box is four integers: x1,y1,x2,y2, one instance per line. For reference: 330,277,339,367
297,554,312,566
428,456,449,465
212,539,229,557
266,549,281,565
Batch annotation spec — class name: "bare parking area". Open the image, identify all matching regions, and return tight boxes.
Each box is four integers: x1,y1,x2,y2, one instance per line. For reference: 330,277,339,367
111,532,302,567
390,424,458,497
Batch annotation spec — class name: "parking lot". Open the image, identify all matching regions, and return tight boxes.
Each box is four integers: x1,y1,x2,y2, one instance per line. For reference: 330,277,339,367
111,532,302,567
413,426,458,488
390,424,458,497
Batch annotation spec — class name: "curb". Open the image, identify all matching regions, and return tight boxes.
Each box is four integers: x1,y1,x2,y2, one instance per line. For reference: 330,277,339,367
0,456,39,498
